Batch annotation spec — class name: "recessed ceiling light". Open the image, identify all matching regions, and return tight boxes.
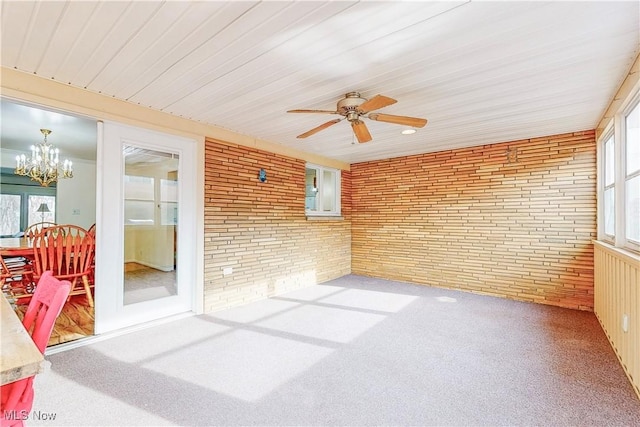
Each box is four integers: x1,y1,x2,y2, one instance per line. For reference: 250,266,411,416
401,129,416,135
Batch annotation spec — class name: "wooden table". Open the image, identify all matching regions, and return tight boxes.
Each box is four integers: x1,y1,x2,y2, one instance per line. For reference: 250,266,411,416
0,293,43,385
0,237,33,257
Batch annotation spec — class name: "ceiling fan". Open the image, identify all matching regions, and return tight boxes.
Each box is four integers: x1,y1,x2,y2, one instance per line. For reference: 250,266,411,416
287,92,427,143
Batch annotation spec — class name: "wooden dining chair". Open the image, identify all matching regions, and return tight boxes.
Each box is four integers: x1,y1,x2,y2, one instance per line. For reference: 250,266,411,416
87,223,96,286
24,222,57,240
0,271,71,427
31,225,95,308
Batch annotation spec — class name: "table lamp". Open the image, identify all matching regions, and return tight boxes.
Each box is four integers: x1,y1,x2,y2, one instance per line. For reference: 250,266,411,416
36,203,50,222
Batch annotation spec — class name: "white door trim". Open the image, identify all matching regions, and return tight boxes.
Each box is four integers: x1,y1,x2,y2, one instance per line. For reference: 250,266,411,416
95,121,200,334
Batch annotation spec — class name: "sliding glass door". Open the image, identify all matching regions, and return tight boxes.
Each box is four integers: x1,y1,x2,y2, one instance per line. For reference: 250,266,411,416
96,122,197,333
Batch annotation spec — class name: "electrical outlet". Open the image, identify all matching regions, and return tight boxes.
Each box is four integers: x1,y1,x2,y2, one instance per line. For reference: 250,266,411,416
622,314,629,333
223,267,233,276
72,208,81,215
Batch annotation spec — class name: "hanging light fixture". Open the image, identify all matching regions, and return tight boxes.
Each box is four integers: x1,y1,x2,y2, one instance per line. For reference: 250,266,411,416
14,129,73,187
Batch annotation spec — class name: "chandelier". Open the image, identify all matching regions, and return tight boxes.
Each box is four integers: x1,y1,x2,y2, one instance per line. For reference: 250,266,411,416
14,129,73,187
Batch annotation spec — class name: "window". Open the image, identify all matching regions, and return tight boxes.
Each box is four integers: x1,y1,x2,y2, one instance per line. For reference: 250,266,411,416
625,100,639,245
28,195,56,225
305,164,341,216
598,91,640,252
603,134,615,238
123,146,179,227
124,175,155,225
0,194,21,236
0,168,56,237
160,177,178,225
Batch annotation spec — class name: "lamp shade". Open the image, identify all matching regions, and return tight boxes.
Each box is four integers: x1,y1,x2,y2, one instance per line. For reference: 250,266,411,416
36,203,50,213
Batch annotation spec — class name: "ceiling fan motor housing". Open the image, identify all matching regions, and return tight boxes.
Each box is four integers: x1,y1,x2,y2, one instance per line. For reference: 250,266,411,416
337,92,367,118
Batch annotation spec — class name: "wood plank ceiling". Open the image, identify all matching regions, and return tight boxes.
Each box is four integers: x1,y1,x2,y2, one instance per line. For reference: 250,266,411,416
1,1,639,164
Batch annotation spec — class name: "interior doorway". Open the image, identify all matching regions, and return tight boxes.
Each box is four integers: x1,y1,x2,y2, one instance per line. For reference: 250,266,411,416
0,98,98,346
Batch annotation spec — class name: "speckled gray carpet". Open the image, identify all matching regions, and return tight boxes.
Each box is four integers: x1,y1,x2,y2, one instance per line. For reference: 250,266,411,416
30,275,640,426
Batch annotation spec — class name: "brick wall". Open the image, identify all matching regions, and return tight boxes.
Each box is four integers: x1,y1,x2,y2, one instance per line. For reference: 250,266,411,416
203,139,351,312
351,131,597,310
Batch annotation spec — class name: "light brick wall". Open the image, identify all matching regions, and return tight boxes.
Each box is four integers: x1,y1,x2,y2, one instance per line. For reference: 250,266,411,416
203,139,351,312
351,131,597,310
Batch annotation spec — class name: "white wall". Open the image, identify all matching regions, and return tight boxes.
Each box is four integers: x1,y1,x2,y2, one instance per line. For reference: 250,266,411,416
56,158,96,229
0,148,21,168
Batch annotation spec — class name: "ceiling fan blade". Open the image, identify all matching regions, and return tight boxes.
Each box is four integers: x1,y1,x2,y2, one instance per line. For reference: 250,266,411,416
297,119,343,139
357,94,397,113
368,113,428,128
287,109,337,114
351,120,372,143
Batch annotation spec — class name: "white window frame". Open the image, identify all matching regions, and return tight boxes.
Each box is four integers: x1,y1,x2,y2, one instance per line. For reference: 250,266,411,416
305,163,341,217
597,85,640,253
622,93,640,251
600,130,615,243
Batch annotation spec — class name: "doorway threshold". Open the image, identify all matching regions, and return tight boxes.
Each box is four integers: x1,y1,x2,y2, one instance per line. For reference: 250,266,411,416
45,311,195,355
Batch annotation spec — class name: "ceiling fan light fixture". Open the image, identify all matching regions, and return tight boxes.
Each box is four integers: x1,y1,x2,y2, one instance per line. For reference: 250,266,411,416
401,129,416,135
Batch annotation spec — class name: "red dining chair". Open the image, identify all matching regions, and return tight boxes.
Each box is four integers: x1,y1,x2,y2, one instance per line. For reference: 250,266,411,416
31,225,95,307
0,271,71,427
87,223,96,287
24,222,57,241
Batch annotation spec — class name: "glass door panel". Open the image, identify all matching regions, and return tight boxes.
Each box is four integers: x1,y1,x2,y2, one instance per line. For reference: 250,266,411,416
123,145,178,305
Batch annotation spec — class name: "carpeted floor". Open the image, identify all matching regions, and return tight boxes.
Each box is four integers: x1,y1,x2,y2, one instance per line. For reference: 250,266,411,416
30,275,640,426
124,264,176,305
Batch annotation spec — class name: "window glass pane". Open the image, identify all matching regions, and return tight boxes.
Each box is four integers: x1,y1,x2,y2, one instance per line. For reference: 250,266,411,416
161,178,178,202
322,169,336,212
160,178,178,225
626,101,640,176
604,187,615,236
161,202,178,225
605,136,615,186
124,201,155,225
305,168,318,211
0,194,21,236
626,175,640,243
28,195,55,225
124,174,155,226
124,175,154,200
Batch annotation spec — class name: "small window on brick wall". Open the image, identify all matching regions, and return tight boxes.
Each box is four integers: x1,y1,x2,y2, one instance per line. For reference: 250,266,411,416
305,164,341,216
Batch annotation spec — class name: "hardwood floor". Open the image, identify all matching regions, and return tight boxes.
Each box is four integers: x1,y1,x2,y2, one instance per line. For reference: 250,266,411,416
15,294,94,347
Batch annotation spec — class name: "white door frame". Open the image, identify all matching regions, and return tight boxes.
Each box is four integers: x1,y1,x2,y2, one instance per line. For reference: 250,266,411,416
95,121,199,334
